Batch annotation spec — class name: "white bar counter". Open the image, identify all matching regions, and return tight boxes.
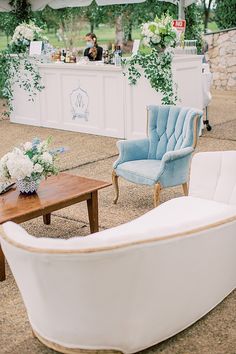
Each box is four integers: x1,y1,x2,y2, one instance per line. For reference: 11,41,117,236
11,55,203,139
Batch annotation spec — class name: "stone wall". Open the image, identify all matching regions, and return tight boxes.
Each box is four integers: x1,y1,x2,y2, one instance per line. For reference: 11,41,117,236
204,28,236,91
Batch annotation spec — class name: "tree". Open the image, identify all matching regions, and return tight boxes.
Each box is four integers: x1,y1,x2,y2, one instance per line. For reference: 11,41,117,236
185,4,203,53
122,0,176,42
100,1,177,46
82,2,107,33
0,0,33,38
200,0,215,31
214,0,236,29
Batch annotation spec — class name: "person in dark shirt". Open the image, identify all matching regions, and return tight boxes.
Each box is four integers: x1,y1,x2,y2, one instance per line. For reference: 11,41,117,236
84,33,103,61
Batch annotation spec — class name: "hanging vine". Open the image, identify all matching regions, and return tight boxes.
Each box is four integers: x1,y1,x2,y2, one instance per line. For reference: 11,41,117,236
123,14,178,105
0,20,47,116
124,49,177,105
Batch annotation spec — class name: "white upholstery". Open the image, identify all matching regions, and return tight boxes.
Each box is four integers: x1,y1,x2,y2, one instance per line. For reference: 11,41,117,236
0,151,236,354
189,151,236,205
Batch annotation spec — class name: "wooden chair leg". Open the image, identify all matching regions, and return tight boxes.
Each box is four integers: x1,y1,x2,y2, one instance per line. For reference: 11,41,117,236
112,170,119,204
182,182,188,196
154,183,161,207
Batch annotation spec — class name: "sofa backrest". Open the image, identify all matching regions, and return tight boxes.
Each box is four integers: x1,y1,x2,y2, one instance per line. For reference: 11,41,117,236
189,151,236,205
147,105,202,160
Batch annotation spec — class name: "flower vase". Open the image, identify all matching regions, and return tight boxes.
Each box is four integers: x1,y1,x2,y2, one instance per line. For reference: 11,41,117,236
16,178,41,195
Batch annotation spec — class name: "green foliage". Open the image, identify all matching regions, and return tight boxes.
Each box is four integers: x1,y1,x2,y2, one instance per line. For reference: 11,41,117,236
0,48,44,115
124,49,176,105
214,0,236,29
7,0,33,36
185,4,204,53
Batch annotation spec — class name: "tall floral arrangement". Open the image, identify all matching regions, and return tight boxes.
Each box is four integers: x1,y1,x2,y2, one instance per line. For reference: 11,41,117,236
0,21,48,116
10,21,48,54
141,14,177,52
124,14,177,105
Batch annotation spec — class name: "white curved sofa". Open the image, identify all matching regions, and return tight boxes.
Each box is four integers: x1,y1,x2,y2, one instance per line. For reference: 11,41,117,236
0,151,236,354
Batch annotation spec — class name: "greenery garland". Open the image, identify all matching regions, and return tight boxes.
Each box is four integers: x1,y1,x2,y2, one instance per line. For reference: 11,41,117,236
0,20,47,116
124,49,177,105
0,49,44,116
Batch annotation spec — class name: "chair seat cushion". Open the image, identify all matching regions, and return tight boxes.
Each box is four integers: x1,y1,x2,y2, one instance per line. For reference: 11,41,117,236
116,159,162,185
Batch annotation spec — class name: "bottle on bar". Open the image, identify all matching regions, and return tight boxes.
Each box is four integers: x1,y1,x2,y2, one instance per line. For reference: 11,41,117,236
114,45,122,66
110,43,115,64
60,49,66,62
65,49,70,63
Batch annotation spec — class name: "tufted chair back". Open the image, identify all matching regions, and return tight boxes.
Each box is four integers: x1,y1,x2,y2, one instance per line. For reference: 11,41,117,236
147,105,201,160
189,151,236,205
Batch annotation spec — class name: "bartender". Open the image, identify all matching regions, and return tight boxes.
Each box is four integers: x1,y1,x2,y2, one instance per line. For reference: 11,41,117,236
84,33,103,61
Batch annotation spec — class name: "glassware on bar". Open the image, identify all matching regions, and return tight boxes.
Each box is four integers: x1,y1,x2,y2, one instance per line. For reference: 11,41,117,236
184,40,197,55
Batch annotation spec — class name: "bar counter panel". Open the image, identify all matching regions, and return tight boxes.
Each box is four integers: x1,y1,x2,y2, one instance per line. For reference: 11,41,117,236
11,56,203,139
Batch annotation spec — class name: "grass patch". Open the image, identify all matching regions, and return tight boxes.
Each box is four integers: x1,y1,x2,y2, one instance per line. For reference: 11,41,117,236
208,22,219,32
0,25,142,51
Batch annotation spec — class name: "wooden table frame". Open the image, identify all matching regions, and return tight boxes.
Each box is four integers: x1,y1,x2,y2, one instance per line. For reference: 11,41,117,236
0,173,111,281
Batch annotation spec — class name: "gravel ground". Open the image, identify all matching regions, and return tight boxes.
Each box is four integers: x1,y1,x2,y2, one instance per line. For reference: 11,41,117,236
0,90,236,354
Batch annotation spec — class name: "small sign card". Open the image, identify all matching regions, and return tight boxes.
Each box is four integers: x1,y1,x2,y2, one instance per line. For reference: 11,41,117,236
132,39,140,55
29,41,43,56
172,20,186,32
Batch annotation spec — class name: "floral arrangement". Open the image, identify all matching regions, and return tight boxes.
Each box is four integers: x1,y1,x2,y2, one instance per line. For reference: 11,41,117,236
0,137,63,192
10,21,48,54
0,21,47,116
124,14,177,105
141,14,177,52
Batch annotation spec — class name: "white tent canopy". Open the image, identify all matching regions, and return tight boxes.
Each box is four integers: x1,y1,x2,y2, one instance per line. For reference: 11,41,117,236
0,0,196,12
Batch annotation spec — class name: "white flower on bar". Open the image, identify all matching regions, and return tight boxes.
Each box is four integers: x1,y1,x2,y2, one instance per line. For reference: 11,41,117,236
10,21,48,49
152,35,161,44
141,14,177,51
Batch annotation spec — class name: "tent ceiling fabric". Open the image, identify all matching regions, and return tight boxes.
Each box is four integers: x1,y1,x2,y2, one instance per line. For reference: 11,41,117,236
31,0,93,10
0,0,197,11
30,0,176,10
0,0,11,11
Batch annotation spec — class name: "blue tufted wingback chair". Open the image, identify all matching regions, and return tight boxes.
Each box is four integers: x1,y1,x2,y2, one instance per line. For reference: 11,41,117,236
112,105,202,207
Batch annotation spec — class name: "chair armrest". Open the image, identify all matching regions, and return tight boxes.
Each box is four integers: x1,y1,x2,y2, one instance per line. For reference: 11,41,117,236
162,147,194,163
113,139,149,169
156,147,194,188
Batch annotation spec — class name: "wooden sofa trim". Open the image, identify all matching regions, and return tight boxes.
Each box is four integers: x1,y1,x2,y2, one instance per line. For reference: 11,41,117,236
1,214,236,255
33,328,121,354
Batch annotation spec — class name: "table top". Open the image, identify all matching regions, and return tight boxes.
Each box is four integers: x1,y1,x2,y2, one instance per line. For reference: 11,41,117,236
0,173,111,224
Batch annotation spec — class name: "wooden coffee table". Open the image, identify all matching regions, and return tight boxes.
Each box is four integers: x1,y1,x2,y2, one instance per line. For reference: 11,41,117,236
0,173,111,281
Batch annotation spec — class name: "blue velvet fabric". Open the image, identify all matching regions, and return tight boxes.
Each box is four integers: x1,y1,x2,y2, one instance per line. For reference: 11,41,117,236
116,160,163,186
147,105,201,159
113,105,202,187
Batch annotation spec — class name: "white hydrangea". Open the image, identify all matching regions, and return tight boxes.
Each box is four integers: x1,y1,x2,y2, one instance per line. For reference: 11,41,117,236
141,15,177,50
6,152,33,180
41,152,53,164
11,22,47,47
23,141,33,151
141,23,154,38
151,35,161,44
0,137,61,183
33,163,44,173
142,37,150,47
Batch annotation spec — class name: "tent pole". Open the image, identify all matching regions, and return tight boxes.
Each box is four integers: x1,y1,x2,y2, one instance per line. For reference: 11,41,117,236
178,0,185,19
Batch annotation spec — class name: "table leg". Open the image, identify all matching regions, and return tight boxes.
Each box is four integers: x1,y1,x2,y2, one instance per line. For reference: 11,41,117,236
0,245,6,281
43,213,51,225
87,191,98,234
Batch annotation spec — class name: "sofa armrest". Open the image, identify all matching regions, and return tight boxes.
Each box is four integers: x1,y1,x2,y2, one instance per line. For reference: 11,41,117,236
113,139,149,169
